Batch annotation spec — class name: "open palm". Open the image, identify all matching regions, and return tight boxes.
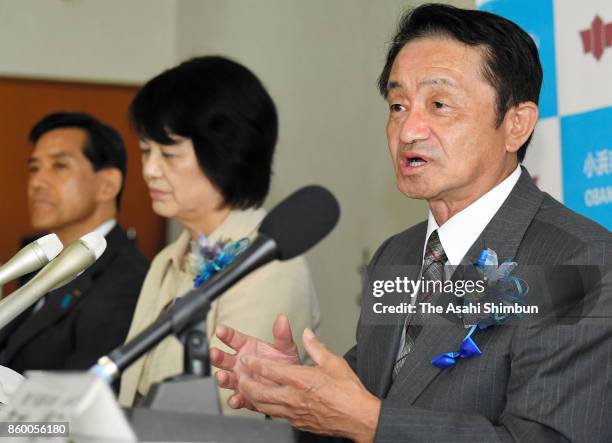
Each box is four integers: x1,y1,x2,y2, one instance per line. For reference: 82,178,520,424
210,314,301,410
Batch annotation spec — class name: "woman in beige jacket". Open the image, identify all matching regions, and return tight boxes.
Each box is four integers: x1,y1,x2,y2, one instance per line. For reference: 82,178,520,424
118,56,320,416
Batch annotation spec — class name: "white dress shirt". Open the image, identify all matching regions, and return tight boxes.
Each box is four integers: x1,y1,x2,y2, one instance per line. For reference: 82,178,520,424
424,165,522,266
94,218,117,239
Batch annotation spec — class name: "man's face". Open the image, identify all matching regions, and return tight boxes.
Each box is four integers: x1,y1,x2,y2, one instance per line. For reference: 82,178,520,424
385,37,511,204
27,128,101,232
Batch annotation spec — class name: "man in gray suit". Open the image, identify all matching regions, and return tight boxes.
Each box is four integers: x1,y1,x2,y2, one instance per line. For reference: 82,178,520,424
211,4,611,442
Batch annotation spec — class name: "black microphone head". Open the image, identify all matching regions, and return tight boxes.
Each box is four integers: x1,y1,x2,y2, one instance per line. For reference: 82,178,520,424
259,185,340,260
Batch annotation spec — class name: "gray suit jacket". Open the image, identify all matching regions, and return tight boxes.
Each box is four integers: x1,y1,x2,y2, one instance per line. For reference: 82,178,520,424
343,167,612,442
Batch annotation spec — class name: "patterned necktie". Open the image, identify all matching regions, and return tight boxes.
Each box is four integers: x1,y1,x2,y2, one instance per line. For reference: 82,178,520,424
392,229,447,380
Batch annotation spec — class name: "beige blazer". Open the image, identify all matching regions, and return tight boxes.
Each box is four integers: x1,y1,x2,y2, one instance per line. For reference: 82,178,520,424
118,208,320,417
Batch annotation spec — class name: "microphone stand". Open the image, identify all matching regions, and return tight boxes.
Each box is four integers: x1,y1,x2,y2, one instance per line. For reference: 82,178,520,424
141,300,219,414
180,316,210,377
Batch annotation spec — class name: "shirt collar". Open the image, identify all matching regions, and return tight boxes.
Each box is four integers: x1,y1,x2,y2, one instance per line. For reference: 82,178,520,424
424,164,522,265
93,218,117,238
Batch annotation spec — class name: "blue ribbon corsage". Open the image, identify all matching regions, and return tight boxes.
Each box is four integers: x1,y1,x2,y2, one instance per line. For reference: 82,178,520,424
187,235,251,288
431,323,489,369
476,248,529,324
431,248,528,369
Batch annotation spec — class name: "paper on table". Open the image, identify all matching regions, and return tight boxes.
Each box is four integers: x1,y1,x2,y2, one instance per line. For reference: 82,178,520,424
0,365,25,404
0,371,136,442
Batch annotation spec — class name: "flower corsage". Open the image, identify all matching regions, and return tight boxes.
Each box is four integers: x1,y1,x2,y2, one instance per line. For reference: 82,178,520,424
431,248,529,369
185,234,251,289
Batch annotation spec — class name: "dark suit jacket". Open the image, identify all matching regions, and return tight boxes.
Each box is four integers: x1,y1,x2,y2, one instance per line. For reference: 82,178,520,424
341,167,612,442
0,224,149,373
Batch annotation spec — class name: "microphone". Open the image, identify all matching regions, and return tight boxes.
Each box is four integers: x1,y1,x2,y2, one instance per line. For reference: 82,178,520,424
93,185,340,383
0,234,63,287
0,232,106,329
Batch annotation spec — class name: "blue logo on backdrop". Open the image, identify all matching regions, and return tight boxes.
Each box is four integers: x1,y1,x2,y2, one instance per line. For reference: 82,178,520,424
478,0,558,118
561,107,612,230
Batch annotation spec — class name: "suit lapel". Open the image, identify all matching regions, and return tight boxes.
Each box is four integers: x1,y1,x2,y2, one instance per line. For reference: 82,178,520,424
386,320,466,403
385,167,545,403
359,223,426,398
3,226,125,364
363,268,422,398
462,166,545,266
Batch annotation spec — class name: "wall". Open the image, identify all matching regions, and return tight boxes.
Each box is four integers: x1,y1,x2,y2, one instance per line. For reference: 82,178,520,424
0,0,177,84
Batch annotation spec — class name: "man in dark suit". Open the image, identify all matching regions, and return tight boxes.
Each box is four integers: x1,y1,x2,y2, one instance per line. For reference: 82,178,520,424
0,112,148,372
210,4,611,442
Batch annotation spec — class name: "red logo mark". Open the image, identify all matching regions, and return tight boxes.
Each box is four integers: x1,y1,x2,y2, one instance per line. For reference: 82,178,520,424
580,15,612,61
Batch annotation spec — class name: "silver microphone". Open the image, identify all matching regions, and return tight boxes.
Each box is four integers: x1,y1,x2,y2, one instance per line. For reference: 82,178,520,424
0,232,106,329
0,234,63,287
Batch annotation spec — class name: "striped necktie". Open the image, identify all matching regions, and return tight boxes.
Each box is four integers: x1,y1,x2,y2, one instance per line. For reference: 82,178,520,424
392,229,447,380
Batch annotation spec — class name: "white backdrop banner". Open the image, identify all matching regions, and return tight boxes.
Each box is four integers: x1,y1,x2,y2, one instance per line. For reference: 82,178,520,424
478,0,612,230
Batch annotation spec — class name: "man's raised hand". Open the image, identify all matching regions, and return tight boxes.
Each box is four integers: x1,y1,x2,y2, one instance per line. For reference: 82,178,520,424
210,313,301,410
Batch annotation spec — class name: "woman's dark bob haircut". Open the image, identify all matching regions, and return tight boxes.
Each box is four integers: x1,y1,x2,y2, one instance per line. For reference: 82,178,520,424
130,55,278,209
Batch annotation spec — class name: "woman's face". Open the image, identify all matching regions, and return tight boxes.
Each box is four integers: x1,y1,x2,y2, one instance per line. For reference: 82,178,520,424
140,136,225,223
